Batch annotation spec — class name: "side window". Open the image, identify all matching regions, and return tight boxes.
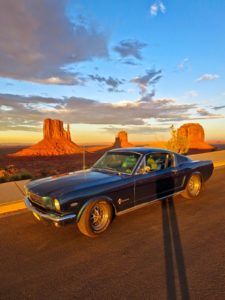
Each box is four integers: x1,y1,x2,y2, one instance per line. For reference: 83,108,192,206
146,153,167,171
146,154,159,171
136,153,174,174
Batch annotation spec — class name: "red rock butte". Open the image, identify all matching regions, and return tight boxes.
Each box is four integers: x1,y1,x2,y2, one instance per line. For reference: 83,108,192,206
178,123,214,150
113,130,133,148
10,119,82,156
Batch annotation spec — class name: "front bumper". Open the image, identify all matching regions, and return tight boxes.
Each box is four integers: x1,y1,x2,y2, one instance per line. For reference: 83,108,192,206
24,196,77,225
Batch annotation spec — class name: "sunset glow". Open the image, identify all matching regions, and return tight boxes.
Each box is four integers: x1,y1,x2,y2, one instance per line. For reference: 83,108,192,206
0,0,225,144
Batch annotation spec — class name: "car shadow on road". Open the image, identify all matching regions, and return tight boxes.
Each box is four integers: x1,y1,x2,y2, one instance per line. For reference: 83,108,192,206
161,197,190,300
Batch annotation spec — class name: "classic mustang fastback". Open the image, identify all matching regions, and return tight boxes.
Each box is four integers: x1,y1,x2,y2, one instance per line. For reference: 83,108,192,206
25,148,213,237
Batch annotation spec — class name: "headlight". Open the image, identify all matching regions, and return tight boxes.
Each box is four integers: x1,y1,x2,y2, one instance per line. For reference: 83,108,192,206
54,199,61,211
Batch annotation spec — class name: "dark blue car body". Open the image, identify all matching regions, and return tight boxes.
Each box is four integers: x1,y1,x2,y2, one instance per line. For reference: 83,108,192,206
25,148,214,228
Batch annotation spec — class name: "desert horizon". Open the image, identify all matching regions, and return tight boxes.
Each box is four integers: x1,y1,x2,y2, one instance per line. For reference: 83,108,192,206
0,118,224,183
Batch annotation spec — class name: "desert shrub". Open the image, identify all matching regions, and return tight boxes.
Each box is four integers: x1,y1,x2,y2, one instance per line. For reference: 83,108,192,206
20,172,33,180
0,168,33,183
166,125,189,154
9,174,21,181
0,177,7,183
39,169,55,177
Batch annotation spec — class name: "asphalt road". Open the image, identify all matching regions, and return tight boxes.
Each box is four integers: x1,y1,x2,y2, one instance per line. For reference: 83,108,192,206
0,168,225,300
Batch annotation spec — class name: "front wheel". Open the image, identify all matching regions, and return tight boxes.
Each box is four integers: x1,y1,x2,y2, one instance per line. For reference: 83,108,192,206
181,174,203,199
77,200,113,237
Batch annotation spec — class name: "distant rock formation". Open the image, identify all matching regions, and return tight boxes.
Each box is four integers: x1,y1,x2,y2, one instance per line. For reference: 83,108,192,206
113,130,133,148
44,119,71,141
10,119,82,156
178,123,214,150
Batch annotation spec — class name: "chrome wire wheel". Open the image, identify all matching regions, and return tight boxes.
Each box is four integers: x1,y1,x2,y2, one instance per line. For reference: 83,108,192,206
188,175,201,197
89,203,110,232
77,200,113,237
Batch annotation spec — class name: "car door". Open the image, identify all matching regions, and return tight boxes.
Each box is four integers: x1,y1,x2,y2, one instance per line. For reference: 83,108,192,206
109,175,136,213
134,152,177,204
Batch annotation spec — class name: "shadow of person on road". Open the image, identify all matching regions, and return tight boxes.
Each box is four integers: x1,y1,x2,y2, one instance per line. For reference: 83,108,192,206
161,197,190,300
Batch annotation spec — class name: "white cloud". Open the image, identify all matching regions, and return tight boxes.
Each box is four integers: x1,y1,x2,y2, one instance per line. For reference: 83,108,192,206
113,39,147,60
0,93,223,132
197,108,219,117
150,3,158,16
130,69,162,94
197,73,219,81
0,105,13,111
0,0,108,85
150,1,166,16
178,58,189,70
30,75,85,86
212,105,225,110
159,1,166,13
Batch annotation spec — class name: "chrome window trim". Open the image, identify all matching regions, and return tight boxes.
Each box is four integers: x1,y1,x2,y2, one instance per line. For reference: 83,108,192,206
134,154,146,175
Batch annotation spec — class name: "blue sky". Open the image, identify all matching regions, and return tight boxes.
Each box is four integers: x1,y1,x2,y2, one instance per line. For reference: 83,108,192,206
0,0,224,143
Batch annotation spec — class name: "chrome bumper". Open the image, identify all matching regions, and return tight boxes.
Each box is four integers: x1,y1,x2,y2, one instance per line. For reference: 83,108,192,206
24,196,76,225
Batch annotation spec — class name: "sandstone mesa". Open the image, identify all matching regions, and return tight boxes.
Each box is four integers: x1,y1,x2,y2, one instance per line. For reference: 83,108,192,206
178,123,214,150
10,119,82,156
113,130,133,148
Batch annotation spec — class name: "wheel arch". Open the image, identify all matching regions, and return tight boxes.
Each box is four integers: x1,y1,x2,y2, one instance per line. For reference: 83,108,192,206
76,196,116,222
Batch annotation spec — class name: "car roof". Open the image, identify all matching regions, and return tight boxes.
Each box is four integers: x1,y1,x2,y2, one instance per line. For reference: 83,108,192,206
109,147,174,155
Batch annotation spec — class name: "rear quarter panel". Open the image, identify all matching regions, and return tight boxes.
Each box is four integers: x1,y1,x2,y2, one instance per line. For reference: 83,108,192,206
180,160,214,187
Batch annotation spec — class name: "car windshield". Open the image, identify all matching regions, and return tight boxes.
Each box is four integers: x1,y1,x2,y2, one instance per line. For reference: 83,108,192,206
93,152,141,174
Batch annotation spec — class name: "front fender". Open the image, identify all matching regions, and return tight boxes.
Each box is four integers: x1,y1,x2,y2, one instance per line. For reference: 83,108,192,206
76,196,116,222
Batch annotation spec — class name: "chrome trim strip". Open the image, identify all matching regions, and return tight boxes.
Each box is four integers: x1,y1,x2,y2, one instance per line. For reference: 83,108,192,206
134,155,146,175
24,197,76,223
116,190,184,216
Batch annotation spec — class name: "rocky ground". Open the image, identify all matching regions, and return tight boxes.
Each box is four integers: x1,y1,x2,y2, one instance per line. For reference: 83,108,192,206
0,150,104,180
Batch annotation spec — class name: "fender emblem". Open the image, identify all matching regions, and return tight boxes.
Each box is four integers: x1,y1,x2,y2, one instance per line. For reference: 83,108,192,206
118,198,130,205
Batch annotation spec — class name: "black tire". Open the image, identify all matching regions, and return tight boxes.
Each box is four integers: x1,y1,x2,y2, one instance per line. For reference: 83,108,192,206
181,174,203,199
77,200,113,238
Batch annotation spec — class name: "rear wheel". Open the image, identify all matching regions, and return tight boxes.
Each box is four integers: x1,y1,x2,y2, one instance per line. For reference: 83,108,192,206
77,200,113,237
181,174,203,199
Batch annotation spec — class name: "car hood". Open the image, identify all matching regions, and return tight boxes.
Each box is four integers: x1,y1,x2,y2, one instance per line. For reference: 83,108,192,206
27,169,122,198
